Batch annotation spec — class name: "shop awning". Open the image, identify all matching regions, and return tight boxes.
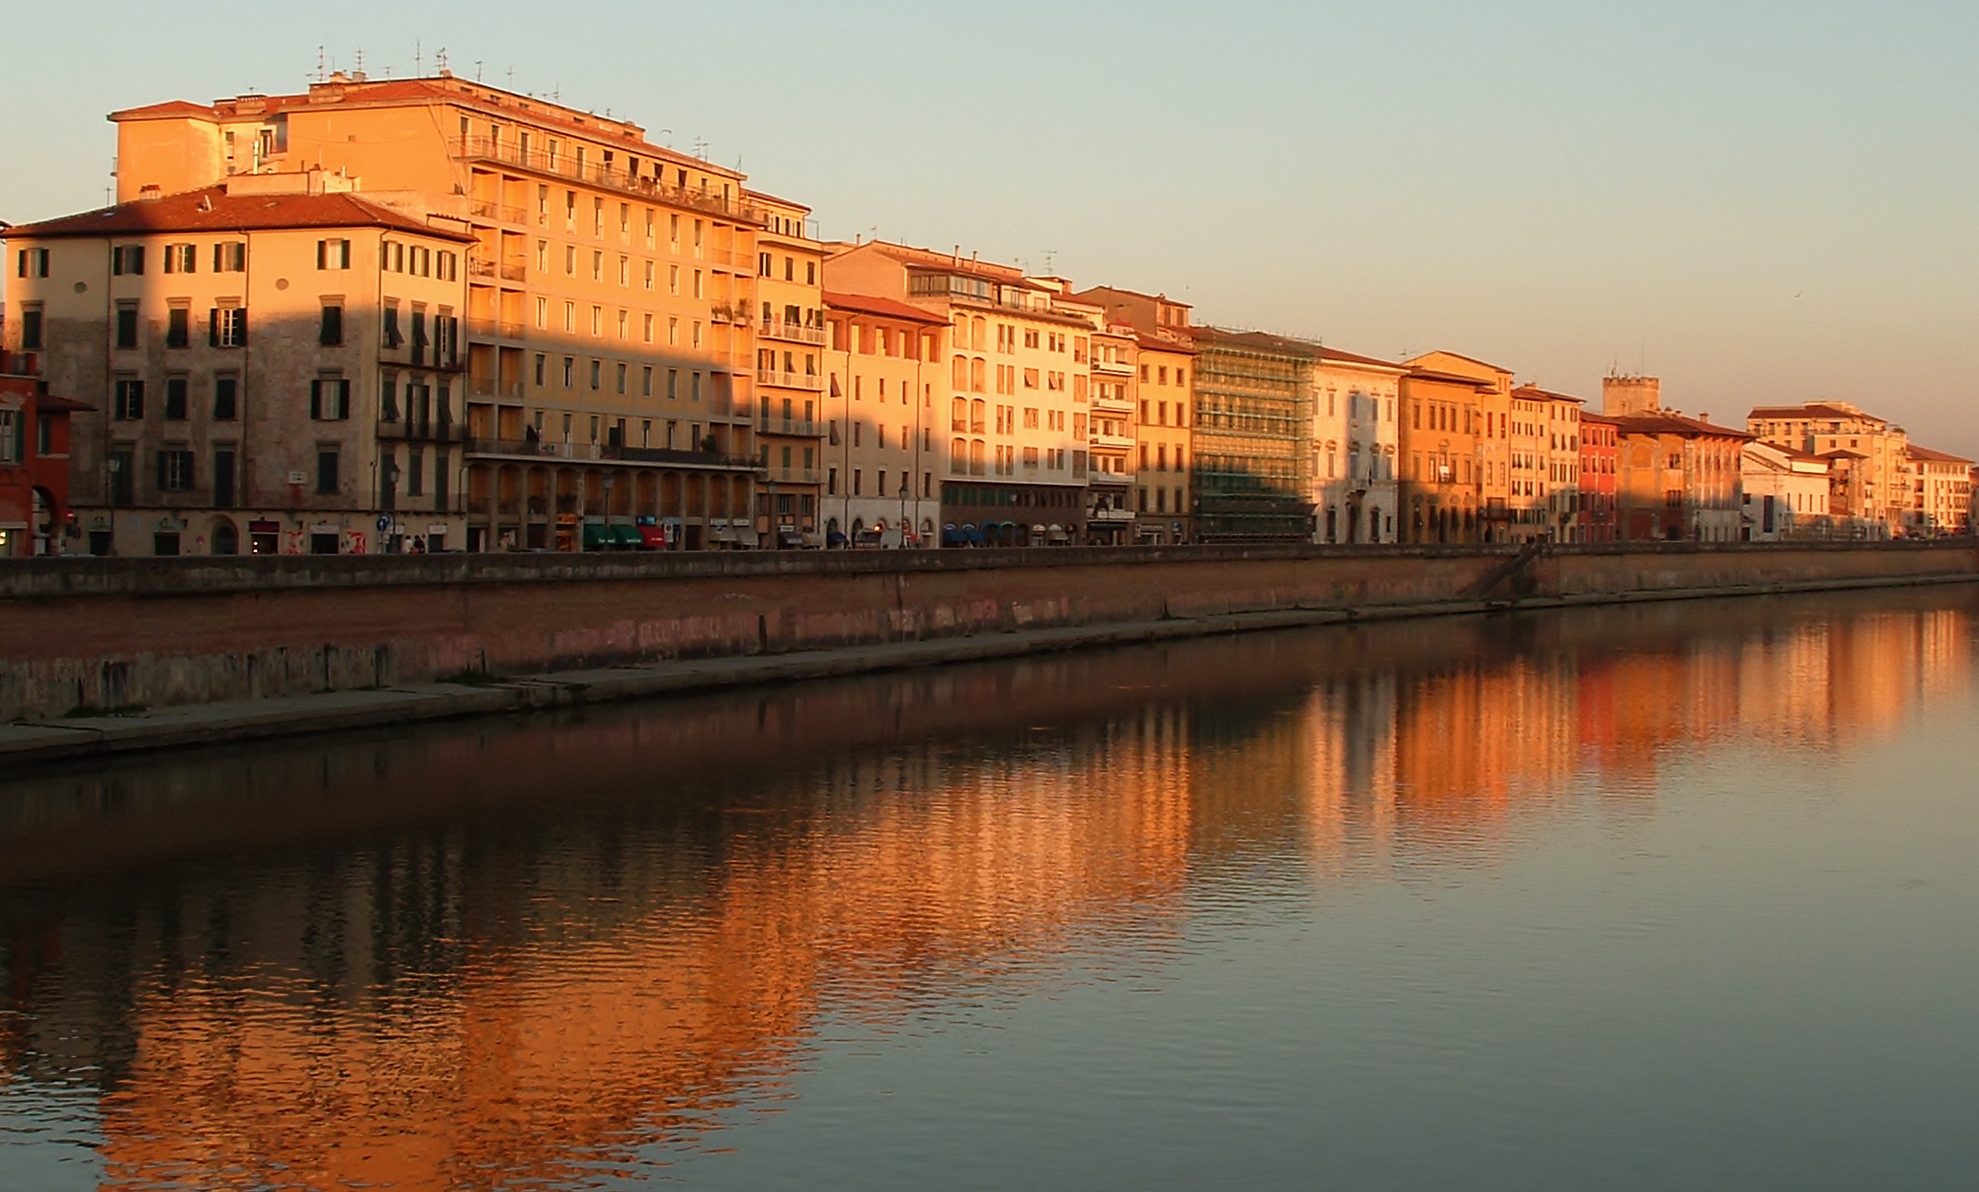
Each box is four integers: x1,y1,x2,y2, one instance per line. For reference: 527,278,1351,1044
581,523,611,549
610,524,643,547
637,525,668,549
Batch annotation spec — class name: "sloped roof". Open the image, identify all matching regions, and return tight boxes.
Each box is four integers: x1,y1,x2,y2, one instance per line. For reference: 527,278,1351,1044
1747,402,1886,425
4,185,473,241
823,290,948,325
1611,412,1752,439
1321,346,1406,371
1511,384,1586,405
1194,327,1324,359
1907,444,1973,465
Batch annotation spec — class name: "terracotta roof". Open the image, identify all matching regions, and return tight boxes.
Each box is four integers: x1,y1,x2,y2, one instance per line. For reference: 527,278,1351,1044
1818,448,1868,460
1194,327,1324,359
1580,411,1621,426
1907,444,1973,465
1610,412,1752,439
106,99,218,121
1746,402,1886,425
1320,346,1406,371
1409,349,1511,374
852,240,1028,283
1130,330,1201,356
33,393,94,413
1403,367,1494,388
742,187,811,213
4,185,474,242
823,290,949,326
1511,384,1585,405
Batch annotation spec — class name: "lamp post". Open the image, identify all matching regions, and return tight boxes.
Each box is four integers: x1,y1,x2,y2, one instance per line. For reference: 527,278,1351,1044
601,473,615,552
898,473,910,548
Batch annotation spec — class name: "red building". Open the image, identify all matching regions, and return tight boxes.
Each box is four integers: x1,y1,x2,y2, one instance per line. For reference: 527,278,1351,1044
1,356,89,556
1577,411,1619,542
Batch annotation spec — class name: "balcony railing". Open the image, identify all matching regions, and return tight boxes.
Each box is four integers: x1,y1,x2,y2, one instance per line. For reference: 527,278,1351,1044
759,319,826,345
0,351,39,376
1090,431,1135,449
1092,357,1134,376
377,421,466,442
467,319,528,340
467,256,526,283
451,136,769,226
756,368,824,391
465,437,761,470
469,199,528,224
756,417,818,437
468,379,526,399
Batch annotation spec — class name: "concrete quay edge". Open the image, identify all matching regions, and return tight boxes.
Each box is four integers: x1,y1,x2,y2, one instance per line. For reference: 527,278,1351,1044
2,570,1974,768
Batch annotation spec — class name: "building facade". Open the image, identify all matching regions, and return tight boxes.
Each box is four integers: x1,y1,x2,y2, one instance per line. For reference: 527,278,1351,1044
1740,439,1833,540
820,291,945,546
1188,329,1316,541
1745,402,1912,538
0,366,87,556
751,193,828,547
1612,412,1750,542
108,71,791,551
1407,351,1514,541
826,241,1091,546
1905,445,1972,536
1312,348,1403,544
4,179,474,556
1507,385,1583,541
1068,286,1196,544
1577,412,1618,542
1397,366,1486,544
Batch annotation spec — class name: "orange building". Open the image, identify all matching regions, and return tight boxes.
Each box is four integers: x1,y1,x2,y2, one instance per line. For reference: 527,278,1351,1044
1577,411,1618,542
0,365,88,555
1611,411,1751,542
1397,365,1487,543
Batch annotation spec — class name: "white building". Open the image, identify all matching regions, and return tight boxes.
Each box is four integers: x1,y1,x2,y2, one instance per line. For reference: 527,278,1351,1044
1312,348,1404,543
1740,439,1832,540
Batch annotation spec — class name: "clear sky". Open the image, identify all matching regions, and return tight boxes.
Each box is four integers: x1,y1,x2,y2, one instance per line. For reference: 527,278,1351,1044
4,1,1975,454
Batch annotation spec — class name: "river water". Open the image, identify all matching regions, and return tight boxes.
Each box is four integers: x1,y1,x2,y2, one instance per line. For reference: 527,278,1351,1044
1,589,1976,1191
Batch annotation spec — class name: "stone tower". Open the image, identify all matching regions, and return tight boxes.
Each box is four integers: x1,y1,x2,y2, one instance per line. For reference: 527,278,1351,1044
1603,374,1661,416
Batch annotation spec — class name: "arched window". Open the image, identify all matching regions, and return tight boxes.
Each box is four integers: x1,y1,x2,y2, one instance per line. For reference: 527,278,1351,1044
951,397,967,432
951,355,967,390
969,357,986,393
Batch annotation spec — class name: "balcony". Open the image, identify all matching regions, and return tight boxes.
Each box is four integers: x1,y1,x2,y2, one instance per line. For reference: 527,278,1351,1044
757,416,818,438
451,136,770,226
1090,431,1134,450
1090,392,1134,414
1093,357,1134,376
468,379,527,399
759,319,826,345
465,437,761,471
467,318,528,341
469,199,528,225
467,255,527,284
377,421,466,442
1088,468,1133,487
1089,506,1136,522
757,368,824,392
0,351,39,376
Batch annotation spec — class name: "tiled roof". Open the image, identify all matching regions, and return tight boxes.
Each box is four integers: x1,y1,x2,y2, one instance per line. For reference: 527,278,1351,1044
1321,346,1407,371
1610,412,1752,439
4,185,474,241
1511,384,1586,404
1409,349,1511,374
1907,444,1973,465
1746,402,1886,425
1403,367,1494,388
1195,327,1324,359
823,290,949,325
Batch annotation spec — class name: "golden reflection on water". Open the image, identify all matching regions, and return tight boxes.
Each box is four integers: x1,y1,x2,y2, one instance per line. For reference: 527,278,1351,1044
0,591,1972,1190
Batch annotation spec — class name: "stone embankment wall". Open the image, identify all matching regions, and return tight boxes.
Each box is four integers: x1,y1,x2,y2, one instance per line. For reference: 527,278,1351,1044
1,541,1973,723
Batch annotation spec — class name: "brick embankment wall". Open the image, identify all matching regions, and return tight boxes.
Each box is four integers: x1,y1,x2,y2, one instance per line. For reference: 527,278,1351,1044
0,541,1972,723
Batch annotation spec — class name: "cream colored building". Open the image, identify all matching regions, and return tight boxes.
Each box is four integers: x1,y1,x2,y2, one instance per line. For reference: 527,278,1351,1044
2,177,471,555
1068,287,1196,543
820,292,946,546
826,242,1091,546
1313,348,1404,545
1905,445,1972,536
1746,402,1912,538
1739,440,1832,540
1508,385,1583,541
107,71,794,550
1084,315,1138,543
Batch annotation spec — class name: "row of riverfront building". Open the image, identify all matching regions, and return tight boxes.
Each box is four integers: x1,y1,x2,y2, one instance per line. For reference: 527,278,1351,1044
2,70,1970,557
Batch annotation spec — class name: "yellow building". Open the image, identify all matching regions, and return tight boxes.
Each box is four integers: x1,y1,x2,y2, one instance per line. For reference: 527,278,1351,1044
108,71,798,550
749,192,827,546
1397,365,1486,544
826,241,1093,545
1406,350,1515,540
820,291,947,546
1068,286,1197,544
1508,385,1584,541
2,177,472,556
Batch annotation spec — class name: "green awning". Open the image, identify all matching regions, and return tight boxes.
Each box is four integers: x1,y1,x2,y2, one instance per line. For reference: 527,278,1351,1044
610,524,643,547
581,523,611,549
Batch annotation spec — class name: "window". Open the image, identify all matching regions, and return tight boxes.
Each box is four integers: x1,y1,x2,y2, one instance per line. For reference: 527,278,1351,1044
111,245,145,275
213,375,239,420
563,357,575,387
166,306,190,349
534,354,547,386
589,359,602,389
309,377,352,420
436,251,457,281
163,244,196,273
17,248,49,278
107,448,135,507
212,242,245,272
164,375,188,420
0,410,18,464
319,304,343,346
316,448,340,494
210,307,247,348
115,304,139,349
156,447,195,492
759,252,772,276
114,378,145,420
383,303,402,348
19,306,42,350
316,239,351,269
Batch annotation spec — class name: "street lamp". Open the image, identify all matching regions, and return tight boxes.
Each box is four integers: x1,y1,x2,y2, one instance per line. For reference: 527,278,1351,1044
898,473,910,548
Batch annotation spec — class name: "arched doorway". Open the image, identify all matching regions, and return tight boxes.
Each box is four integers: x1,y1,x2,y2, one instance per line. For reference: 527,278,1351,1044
210,517,240,555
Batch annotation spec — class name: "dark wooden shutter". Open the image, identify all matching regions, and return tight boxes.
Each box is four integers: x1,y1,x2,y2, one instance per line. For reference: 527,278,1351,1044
309,379,322,420
208,310,219,347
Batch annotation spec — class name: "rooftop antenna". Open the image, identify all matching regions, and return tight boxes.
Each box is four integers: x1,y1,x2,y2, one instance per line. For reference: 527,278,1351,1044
506,66,514,88
658,127,672,146
316,45,327,82
414,40,423,75
1043,249,1056,273
354,48,365,76
693,136,708,160
474,60,483,81
434,47,449,74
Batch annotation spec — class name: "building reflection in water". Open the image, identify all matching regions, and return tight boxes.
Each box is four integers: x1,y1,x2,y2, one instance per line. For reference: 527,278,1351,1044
0,589,1971,1189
